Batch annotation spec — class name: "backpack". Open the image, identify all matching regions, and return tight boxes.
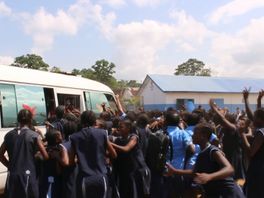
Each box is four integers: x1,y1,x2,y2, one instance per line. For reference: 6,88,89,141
145,129,172,173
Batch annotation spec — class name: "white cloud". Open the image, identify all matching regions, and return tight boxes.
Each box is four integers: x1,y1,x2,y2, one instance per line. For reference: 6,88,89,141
18,0,115,54
110,10,212,79
132,0,161,7
100,0,125,8
210,17,264,77
209,0,264,24
111,20,175,79
0,56,14,65
0,1,11,16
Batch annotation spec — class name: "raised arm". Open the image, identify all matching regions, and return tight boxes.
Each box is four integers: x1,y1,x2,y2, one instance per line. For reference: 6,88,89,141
115,94,125,116
257,89,264,109
209,99,236,131
239,129,264,158
243,88,254,121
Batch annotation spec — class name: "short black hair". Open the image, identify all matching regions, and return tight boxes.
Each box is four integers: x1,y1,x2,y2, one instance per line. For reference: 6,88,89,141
194,123,213,140
119,119,133,132
164,112,179,126
183,112,200,126
125,111,137,122
81,110,96,127
45,128,61,146
100,111,111,121
64,121,78,141
17,109,33,125
55,105,65,119
136,113,150,128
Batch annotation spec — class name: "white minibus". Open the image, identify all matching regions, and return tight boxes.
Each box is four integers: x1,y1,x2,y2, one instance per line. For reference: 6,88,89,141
0,64,118,191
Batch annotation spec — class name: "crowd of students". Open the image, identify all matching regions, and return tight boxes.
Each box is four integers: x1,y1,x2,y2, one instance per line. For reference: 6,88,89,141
0,89,264,198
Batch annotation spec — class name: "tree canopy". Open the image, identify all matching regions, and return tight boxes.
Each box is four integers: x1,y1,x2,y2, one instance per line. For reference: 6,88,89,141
174,58,211,76
10,54,141,92
11,54,49,71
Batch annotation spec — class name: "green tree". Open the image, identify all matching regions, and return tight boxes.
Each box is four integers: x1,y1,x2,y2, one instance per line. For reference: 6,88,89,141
72,68,95,79
50,66,62,73
174,58,211,76
91,59,116,84
127,80,141,87
11,54,49,71
72,59,117,89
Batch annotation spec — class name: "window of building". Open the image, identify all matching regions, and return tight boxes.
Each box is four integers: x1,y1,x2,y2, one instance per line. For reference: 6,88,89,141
176,98,195,110
211,98,224,108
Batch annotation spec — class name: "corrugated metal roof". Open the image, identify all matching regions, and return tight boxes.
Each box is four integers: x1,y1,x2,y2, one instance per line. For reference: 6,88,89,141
148,74,264,93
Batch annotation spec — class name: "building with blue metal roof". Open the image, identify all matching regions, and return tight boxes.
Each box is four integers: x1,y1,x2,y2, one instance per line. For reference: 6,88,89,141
138,74,263,112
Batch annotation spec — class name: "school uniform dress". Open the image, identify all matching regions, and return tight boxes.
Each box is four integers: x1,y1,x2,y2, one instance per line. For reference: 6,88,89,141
244,128,264,198
113,134,150,198
194,145,245,198
221,127,246,180
61,141,78,198
4,127,40,198
39,146,62,198
70,127,108,198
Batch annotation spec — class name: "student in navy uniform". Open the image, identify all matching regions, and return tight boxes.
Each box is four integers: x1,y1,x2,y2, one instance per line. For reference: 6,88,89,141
52,105,67,138
111,119,151,198
70,110,117,198
166,123,245,198
39,129,66,198
240,108,264,198
61,119,78,198
210,99,246,181
0,109,49,198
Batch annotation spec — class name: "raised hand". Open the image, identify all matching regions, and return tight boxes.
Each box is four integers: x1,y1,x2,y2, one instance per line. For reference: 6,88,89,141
242,87,251,100
258,89,264,100
209,99,217,110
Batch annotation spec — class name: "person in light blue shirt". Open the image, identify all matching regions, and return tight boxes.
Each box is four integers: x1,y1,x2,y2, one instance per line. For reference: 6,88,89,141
183,112,219,170
164,111,194,198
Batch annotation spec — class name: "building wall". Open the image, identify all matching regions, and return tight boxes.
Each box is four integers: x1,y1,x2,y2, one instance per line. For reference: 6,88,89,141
140,80,259,112
140,79,169,110
165,92,258,112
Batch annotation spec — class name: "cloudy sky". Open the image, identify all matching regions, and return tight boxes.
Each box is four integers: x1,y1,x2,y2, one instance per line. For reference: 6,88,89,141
1,0,264,81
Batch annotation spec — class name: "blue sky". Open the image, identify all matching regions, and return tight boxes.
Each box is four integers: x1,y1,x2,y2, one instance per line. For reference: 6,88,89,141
1,0,264,81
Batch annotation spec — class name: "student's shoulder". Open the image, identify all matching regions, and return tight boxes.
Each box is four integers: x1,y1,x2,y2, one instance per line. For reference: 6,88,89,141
26,128,41,139
4,128,18,140
208,145,222,159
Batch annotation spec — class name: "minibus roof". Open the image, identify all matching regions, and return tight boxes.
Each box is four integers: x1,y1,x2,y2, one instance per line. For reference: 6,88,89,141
0,65,113,93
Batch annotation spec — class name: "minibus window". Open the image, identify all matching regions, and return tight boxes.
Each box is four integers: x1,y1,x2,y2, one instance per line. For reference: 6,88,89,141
57,94,81,117
105,94,118,114
15,85,47,125
0,84,17,128
84,92,92,111
89,92,109,114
